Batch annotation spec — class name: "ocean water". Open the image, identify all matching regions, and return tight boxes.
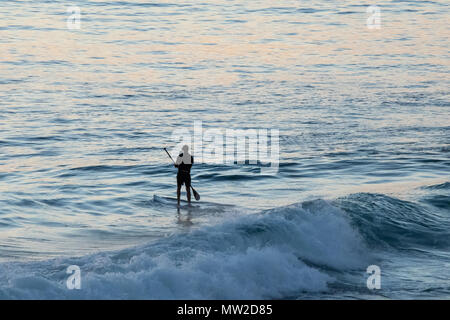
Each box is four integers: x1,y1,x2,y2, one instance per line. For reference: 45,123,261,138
0,0,449,299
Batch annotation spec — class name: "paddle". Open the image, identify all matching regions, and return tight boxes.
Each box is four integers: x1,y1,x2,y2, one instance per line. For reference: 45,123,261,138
163,147,200,201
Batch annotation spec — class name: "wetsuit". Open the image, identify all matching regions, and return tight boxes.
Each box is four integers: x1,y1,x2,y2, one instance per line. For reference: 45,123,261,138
175,153,193,187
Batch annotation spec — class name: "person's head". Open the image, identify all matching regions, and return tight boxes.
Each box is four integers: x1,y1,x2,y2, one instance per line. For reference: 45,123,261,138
182,145,189,153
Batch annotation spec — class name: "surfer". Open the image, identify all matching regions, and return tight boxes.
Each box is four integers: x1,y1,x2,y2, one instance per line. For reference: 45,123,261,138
175,145,193,206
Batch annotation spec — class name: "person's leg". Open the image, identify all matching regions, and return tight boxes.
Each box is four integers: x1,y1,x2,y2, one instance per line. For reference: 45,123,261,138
176,175,181,206
185,175,191,204
186,183,191,204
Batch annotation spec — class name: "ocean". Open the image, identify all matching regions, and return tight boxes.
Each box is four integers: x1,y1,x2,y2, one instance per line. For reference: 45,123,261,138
0,0,449,299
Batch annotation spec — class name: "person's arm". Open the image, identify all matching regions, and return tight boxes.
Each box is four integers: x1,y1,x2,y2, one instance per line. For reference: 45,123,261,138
175,153,183,167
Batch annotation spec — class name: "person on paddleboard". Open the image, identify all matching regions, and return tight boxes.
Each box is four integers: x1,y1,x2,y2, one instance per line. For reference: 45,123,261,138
175,145,193,206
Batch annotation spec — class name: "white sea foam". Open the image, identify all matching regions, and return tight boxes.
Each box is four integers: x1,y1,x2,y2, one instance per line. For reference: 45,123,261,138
0,200,369,299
